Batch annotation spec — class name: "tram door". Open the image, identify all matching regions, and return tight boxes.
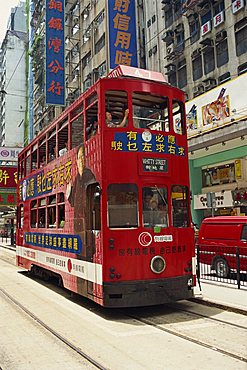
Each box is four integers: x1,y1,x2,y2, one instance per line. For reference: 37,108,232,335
86,183,102,297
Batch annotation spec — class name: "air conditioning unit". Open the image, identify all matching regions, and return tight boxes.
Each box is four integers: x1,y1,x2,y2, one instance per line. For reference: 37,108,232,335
191,48,201,59
204,79,217,89
215,30,227,44
162,30,174,43
201,43,213,53
166,64,176,74
193,85,204,95
175,23,183,33
166,43,174,55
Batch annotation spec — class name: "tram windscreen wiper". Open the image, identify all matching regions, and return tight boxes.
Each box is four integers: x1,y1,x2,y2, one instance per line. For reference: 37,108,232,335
155,185,167,205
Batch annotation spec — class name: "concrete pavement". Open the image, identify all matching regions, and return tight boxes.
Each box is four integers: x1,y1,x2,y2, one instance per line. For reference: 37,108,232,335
1,239,246,314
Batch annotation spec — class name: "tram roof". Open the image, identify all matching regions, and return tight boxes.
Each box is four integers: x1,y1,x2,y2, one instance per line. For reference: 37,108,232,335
107,65,168,84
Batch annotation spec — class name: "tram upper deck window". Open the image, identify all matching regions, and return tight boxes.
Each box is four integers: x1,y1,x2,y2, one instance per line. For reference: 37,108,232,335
105,90,128,128
172,100,185,135
132,92,169,131
107,184,138,228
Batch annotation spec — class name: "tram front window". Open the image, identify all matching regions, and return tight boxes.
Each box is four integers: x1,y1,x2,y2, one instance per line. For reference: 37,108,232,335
107,184,138,228
142,186,168,228
132,92,169,131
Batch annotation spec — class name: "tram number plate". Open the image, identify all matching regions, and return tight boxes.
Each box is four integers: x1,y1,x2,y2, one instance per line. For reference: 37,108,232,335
142,158,168,173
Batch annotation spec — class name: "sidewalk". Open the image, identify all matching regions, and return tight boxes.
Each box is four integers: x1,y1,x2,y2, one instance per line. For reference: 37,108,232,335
1,240,246,314
192,280,247,314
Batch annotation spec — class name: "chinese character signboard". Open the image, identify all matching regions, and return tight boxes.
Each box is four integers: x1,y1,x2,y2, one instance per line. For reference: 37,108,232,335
0,166,17,207
201,21,211,36
45,0,65,106
213,11,224,28
108,0,138,69
232,0,244,14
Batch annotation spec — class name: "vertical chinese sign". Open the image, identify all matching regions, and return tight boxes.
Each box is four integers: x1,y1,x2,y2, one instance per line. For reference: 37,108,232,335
45,0,65,106
0,167,18,206
108,0,138,69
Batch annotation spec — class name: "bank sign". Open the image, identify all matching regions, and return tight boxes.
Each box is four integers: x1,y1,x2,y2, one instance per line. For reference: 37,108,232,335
108,0,138,69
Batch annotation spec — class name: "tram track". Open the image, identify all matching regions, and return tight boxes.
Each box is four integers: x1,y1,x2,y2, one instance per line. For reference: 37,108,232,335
1,248,247,368
122,308,247,364
0,286,109,370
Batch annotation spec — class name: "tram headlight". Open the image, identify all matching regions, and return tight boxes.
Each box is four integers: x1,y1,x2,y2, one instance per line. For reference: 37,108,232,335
150,256,166,274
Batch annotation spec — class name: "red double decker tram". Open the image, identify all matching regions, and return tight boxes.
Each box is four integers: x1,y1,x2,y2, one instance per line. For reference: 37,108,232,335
16,65,195,307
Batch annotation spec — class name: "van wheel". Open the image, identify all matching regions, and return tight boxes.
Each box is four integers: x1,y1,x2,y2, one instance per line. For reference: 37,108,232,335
215,258,229,278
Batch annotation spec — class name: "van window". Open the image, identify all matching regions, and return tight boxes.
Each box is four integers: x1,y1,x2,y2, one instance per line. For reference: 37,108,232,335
241,225,247,240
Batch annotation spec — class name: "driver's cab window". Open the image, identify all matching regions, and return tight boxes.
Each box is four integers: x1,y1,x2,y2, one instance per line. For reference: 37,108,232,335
105,90,128,128
133,92,169,131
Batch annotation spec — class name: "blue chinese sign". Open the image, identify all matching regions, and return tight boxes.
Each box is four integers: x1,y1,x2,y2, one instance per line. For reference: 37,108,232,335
111,132,186,156
45,0,65,105
24,232,82,254
19,159,72,202
108,0,138,69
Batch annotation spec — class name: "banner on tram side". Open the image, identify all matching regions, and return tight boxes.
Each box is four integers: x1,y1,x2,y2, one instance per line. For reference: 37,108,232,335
108,0,138,69
45,0,65,106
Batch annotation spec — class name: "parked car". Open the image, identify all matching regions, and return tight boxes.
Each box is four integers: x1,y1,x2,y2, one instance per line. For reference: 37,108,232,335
197,216,247,278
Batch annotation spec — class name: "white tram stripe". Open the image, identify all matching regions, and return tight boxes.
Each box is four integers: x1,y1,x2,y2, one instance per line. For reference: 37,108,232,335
16,245,102,285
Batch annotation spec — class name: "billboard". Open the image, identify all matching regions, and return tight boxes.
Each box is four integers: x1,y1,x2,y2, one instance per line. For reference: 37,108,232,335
45,0,65,105
0,147,22,161
0,166,17,207
186,72,247,138
108,0,138,69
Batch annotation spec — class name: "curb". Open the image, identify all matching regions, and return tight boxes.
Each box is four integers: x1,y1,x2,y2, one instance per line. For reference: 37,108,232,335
189,297,247,316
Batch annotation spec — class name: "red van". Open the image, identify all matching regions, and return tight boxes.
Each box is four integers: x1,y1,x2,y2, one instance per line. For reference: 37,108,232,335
197,216,247,278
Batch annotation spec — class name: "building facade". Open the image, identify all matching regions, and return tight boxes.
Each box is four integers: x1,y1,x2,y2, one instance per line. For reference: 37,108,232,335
0,1,27,147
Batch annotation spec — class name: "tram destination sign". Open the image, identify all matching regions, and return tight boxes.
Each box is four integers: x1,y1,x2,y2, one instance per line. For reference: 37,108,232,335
142,158,168,173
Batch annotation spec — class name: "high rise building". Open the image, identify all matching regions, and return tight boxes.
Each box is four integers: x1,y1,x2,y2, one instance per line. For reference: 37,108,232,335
0,1,27,147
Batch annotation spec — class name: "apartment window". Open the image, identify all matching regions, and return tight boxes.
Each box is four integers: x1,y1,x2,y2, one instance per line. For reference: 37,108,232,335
204,48,215,74
165,8,173,28
81,52,91,69
238,62,247,75
213,0,224,15
192,55,203,81
168,71,177,87
235,20,247,57
190,20,200,44
177,59,187,89
95,34,105,54
201,9,212,24
216,39,229,67
152,15,156,23
147,19,151,27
